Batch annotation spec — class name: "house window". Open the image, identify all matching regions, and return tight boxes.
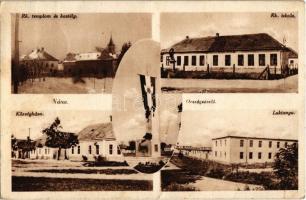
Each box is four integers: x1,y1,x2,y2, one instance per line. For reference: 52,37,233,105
215,151,217,157
166,56,171,66
72,146,74,154
240,140,244,147
268,152,272,159
78,146,80,154
225,55,231,66
200,55,205,66
225,140,227,146
258,152,262,159
213,55,218,66
117,146,121,155
259,141,262,147
238,54,244,66
192,56,196,66
249,140,253,147
154,144,158,152
249,152,253,159
184,56,189,66
240,152,244,159
248,54,254,66
215,141,217,146
277,142,280,148
220,140,222,146
259,54,265,66
45,148,47,154
270,54,277,65
96,145,99,155
88,145,92,154
177,56,181,66
109,144,113,155
285,142,288,148
269,141,272,148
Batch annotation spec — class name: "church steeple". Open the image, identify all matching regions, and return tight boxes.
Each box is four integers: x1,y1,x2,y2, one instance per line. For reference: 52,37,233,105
107,34,115,54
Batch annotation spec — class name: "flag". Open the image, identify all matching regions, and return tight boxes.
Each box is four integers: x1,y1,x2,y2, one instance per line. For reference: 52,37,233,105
139,74,156,120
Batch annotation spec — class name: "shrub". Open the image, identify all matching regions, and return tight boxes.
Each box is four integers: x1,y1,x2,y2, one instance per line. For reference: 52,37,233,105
82,155,88,161
94,155,106,162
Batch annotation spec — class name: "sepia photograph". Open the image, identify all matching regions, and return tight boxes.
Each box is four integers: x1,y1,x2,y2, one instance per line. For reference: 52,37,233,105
160,12,299,93
11,13,152,94
11,110,153,191
161,109,298,191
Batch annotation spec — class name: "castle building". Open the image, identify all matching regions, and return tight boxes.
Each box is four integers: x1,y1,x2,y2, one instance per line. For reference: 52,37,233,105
211,135,298,165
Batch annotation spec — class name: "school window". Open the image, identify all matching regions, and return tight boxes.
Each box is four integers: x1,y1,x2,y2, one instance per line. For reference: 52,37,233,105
238,54,244,66
259,141,262,148
225,55,231,66
249,140,253,147
220,140,222,146
154,144,159,152
249,152,253,159
268,152,272,159
78,146,80,154
240,140,244,147
45,148,47,154
184,56,189,66
258,152,262,159
248,54,254,66
109,144,113,155
192,56,197,66
259,54,266,66
215,151,217,157
269,141,272,148
285,142,288,148
215,141,217,146
240,152,244,159
88,145,92,154
270,54,278,65
225,139,227,146
166,56,171,66
200,55,205,66
277,142,280,148
96,145,99,155
213,55,218,66
177,56,181,66
117,146,121,155
71,146,74,154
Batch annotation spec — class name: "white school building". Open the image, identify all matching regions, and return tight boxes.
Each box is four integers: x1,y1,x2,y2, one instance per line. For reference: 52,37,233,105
161,33,298,75
211,135,298,165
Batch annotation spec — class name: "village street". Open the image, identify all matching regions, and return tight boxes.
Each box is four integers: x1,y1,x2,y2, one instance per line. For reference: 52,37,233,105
161,74,298,93
14,77,113,94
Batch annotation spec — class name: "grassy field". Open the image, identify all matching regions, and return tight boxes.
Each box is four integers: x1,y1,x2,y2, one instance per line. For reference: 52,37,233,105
27,168,138,175
12,176,153,191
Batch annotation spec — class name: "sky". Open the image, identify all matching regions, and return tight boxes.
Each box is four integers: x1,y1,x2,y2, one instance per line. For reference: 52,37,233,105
11,111,111,140
177,109,298,147
12,13,152,60
161,12,298,51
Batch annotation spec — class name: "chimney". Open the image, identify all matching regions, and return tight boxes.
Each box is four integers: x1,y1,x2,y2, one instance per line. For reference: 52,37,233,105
186,35,189,39
216,33,220,37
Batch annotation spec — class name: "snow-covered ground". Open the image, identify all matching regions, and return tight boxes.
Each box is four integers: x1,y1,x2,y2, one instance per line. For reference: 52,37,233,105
161,75,298,93
15,77,113,94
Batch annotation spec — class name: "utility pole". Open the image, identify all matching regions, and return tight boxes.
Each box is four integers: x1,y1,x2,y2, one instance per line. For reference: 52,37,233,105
13,14,20,93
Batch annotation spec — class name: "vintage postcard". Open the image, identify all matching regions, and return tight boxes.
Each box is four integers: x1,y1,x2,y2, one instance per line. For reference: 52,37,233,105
0,1,304,200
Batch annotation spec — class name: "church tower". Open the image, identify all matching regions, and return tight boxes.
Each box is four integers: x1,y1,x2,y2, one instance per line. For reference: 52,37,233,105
107,34,116,55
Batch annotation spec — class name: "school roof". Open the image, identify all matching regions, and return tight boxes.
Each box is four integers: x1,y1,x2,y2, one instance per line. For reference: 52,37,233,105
78,122,115,141
162,33,296,54
212,135,298,142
